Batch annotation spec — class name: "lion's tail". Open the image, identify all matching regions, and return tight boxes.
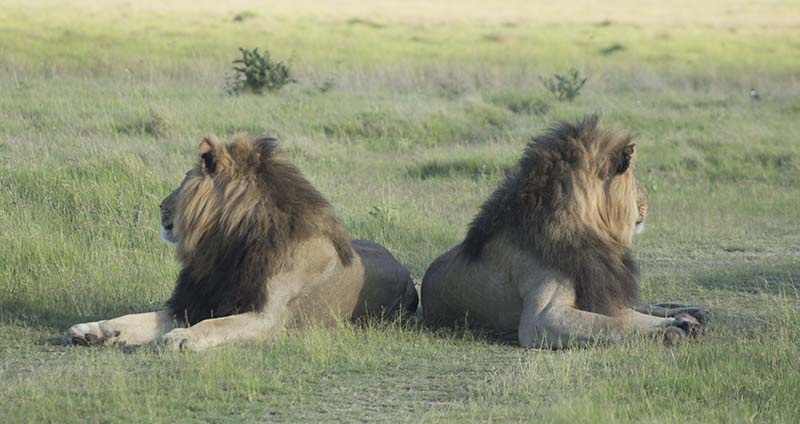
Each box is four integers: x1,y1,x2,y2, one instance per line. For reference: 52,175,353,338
400,278,420,320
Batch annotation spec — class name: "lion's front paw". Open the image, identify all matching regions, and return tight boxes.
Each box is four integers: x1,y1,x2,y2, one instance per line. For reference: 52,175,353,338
159,328,196,352
64,322,119,346
674,313,703,338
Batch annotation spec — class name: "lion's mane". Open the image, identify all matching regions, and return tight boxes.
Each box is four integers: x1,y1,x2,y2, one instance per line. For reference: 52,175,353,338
166,136,353,324
462,116,640,315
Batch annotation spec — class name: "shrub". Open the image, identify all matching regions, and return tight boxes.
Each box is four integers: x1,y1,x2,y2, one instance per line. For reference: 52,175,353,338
227,47,295,95
540,68,588,101
233,11,258,22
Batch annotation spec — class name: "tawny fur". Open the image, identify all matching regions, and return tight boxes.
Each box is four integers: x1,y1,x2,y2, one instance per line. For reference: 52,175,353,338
64,135,417,350
165,136,354,324
461,116,640,315
420,116,704,348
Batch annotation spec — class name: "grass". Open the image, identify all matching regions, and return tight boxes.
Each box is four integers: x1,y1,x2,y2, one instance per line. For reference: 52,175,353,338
1,0,799,422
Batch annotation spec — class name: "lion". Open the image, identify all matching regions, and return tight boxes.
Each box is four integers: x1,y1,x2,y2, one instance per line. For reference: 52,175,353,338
420,116,707,348
65,135,418,351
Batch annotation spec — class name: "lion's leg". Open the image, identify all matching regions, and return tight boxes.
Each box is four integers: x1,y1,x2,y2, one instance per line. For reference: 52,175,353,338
65,310,177,347
519,300,682,349
159,311,282,352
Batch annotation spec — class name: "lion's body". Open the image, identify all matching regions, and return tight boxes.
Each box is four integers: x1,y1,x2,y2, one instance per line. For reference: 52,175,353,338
263,237,418,329
421,117,702,348
66,136,417,350
422,235,546,342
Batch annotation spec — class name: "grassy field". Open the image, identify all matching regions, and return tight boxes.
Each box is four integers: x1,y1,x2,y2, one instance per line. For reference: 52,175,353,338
1,0,799,422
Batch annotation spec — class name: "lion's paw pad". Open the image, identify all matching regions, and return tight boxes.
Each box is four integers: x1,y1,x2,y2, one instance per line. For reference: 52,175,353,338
674,313,703,338
65,322,106,346
160,329,194,352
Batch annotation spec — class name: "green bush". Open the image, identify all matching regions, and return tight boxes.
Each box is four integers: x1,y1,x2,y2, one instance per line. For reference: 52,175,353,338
540,68,588,101
232,11,258,22
227,47,295,94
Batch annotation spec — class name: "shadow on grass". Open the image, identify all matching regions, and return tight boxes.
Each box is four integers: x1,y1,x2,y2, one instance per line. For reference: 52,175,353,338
419,262,800,347
0,297,158,346
406,157,511,180
6,261,795,349
688,261,800,295
642,260,800,336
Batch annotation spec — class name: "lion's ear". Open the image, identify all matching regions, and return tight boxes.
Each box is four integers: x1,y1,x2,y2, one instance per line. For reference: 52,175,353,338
198,137,218,174
615,144,635,175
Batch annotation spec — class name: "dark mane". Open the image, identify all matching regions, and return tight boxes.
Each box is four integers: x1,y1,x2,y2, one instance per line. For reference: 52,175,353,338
461,116,639,315
167,136,353,325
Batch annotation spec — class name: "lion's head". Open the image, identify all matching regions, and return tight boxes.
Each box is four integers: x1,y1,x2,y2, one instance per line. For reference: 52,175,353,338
159,185,179,245
159,135,353,324
462,116,644,315
634,182,648,235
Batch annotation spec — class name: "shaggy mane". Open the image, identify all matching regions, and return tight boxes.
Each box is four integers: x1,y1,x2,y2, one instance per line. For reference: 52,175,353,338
167,136,353,325
462,116,640,315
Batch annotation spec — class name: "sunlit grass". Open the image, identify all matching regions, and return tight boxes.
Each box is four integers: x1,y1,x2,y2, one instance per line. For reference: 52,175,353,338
1,0,799,422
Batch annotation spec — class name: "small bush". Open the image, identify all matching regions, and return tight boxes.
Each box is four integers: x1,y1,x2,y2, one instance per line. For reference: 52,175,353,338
540,68,588,101
227,47,295,95
233,11,258,22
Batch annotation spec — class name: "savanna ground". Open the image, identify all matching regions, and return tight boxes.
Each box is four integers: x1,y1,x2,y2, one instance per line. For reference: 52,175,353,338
1,0,799,422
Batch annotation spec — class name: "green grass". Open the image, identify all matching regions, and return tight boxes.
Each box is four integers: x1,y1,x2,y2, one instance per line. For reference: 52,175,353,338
1,0,799,422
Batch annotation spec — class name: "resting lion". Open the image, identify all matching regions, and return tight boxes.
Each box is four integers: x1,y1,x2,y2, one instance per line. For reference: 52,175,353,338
65,135,418,351
421,116,707,348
